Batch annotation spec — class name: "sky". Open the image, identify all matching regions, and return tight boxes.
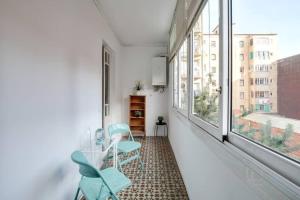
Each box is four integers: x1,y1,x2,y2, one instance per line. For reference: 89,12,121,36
232,0,300,59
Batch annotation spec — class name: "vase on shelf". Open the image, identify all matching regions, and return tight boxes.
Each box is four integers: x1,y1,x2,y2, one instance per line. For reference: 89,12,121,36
133,80,144,96
134,90,144,96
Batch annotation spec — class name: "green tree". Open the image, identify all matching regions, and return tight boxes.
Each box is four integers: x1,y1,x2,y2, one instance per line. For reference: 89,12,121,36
259,121,296,153
234,117,300,161
194,73,218,122
232,115,256,139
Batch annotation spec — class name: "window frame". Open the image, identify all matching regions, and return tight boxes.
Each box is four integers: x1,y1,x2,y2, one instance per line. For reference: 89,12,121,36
186,0,228,141
177,38,189,116
172,55,179,108
228,0,300,189
171,38,190,118
170,0,300,193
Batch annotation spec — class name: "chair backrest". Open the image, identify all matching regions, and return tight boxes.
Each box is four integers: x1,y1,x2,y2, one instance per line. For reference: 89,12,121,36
71,151,101,178
71,151,119,199
108,123,131,137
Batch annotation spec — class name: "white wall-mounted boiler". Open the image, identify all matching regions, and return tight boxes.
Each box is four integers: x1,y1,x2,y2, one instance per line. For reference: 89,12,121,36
151,56,167,86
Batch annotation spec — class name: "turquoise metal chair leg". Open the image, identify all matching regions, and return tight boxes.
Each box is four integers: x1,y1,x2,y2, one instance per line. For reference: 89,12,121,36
111,194,120,200
102,152,113,169
118,159,124,173
74,187,80,200
136,150,144,170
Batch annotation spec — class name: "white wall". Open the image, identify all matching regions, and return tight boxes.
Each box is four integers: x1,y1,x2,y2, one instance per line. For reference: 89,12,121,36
120,46,168,136
168,69,293,200
0,0,122,199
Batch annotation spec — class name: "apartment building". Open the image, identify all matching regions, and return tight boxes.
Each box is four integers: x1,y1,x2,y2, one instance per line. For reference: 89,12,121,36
192,26,278,115
232,34,278,114
193,20,219,96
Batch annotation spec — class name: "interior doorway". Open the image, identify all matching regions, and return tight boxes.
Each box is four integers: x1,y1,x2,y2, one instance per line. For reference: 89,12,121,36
102,44,112,132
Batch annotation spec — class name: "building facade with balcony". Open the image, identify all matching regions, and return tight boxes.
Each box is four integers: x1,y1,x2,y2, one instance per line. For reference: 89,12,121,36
190,19,278,115
232,34,278,114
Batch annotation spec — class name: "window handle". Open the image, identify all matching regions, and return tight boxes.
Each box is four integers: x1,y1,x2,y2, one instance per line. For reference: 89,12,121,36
216,86,222,95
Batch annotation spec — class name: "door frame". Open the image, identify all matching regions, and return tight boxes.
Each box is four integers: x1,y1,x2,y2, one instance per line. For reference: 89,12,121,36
102,43,113,129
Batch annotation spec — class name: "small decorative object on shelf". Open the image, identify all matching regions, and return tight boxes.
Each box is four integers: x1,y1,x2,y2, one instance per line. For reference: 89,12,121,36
157,116,164,124
134,110,142,117
133,80,144,95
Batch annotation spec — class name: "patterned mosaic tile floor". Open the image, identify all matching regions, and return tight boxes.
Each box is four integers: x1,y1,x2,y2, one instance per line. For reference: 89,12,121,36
117,137,189,200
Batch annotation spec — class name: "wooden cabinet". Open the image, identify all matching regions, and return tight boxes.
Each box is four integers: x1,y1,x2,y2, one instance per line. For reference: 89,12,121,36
129,95,146,137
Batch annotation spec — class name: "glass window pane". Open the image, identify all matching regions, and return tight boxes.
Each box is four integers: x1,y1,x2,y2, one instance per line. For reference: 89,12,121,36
232,0,300,162
179,40,188,111
173,56,179,107
105,64,110,104
192,0,220,126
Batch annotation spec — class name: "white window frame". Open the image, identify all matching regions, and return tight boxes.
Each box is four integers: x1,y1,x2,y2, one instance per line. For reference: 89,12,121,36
227,0,300,192
172,55,179,109
170,0,300,196
187,0,228,141
177,39,189,117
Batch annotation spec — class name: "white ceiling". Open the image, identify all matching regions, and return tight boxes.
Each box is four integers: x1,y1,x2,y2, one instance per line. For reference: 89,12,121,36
96,0,177,46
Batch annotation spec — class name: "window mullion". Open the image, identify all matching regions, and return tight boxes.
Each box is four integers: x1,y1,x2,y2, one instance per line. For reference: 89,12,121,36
188,33,193,119
220,0,230,138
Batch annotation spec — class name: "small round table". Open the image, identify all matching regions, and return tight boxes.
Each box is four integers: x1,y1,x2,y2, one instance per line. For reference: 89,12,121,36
154,122,168,137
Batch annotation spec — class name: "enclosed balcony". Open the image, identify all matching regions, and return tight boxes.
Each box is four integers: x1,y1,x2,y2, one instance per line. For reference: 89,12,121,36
1,0,300,200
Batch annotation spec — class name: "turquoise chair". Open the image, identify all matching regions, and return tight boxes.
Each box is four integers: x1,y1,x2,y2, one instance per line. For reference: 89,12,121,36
108,123,144,173
71,151,131,200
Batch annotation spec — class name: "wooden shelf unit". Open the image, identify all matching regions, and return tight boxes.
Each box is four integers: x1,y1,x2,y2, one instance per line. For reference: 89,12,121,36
129,95,146,137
